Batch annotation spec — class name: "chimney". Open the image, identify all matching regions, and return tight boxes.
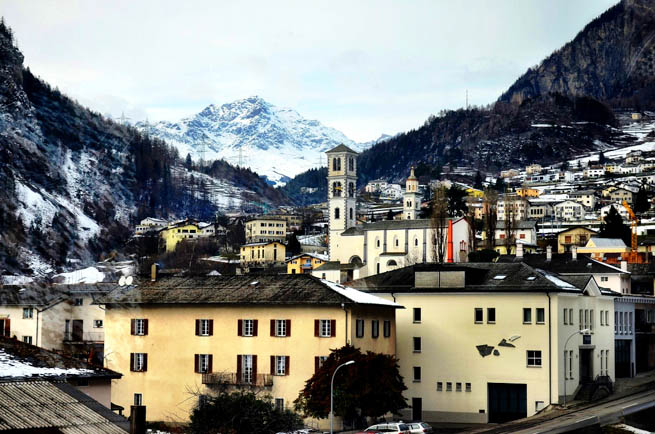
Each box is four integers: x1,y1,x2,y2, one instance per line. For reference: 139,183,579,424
516,242,524,259
151,263,158,282
130,405,146,434
621,260,628,272
571,245,578,261
546,245,552,262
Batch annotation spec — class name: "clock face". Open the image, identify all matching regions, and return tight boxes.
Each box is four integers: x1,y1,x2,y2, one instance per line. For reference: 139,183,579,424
477,336,520,358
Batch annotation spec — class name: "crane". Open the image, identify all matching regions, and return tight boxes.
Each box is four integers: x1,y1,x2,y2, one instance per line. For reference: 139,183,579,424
622,200,639,263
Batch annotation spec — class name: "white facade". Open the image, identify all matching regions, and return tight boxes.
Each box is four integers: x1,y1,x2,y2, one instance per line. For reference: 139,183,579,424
553,200,585,221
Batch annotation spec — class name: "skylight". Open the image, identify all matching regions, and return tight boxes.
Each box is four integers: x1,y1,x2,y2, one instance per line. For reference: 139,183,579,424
493,275,506,280
526,276,537,281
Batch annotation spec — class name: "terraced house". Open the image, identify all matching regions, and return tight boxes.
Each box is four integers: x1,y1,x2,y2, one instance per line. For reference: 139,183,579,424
100,273,399,428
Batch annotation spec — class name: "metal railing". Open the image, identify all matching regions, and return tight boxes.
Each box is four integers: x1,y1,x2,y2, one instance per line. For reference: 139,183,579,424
202,372,273,387
63,331,104,343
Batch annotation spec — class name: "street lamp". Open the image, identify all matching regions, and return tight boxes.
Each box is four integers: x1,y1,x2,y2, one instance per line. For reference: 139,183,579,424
330,360,355,434
563,328,591,407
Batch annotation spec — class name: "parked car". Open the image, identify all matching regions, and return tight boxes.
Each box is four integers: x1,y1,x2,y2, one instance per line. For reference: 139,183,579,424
407,422,434,433
362,422,411,434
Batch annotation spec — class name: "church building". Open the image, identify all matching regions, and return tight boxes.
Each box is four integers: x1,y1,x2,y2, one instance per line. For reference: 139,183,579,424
325,145,471,280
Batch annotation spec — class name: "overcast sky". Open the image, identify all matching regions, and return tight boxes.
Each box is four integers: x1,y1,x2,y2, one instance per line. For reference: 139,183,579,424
2,0,617,142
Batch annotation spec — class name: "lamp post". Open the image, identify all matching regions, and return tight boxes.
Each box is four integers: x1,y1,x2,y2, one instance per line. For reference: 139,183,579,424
563,328,591,407
331,360,355,434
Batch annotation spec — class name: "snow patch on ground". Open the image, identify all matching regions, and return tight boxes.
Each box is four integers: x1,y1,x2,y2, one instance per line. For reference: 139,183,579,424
14,181,58,228
1,275,34,285
0,350,94,378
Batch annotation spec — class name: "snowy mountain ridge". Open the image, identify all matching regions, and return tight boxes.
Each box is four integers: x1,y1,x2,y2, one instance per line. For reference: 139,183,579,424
139,96,379,186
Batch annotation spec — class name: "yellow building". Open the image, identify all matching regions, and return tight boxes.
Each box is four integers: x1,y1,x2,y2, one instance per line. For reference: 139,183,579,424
286,253,328,274
515,187,541,198
465,187,484,199
240,241,286,267
100,274,400,427
245,217,287,243
160,221,215,252
557,226,597,253
577,237,630,260
351,263,617,423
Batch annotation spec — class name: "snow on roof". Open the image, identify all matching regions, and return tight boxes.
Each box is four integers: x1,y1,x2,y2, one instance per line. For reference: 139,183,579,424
54,267,105,284
0,349,94,379
541,273,576,289
589,237,627,248
321,280,402,308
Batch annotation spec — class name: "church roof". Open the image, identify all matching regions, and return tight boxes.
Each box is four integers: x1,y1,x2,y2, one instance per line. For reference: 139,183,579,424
325,144,358,154
340,217,464,236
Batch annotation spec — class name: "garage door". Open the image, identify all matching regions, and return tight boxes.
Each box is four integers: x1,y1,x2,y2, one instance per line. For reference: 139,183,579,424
488,383,527,423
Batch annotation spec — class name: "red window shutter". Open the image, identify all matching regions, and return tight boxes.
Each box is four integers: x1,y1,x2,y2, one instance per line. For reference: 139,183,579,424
253,320,258,336
194,354,199,373
286,319,291,337
285,356,289,375
130,319,136,335
144,319,149,336
195,320,200,336
237,355,242,379
143,354,148,371
4,319,10,337
314,320,319,337
330,319,336,337
209,320,214,336
130,353,135,372
270,355,275,375
314,356,319,374
252,355,257,378
208,355,213,373
270,320,275,337
238,319,243,336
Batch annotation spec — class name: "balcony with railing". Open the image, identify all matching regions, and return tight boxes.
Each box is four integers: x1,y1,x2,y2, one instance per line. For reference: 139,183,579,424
202,372,273,388
63,331,104,343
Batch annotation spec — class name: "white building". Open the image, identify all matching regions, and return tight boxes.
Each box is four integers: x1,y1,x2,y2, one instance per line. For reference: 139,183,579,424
553,200,586,221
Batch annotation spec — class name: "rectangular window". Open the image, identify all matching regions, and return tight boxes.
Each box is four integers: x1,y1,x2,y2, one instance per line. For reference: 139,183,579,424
275,355,288,376
568,350,573,379
22,336,32,344
569,308,573,325
487,307,496,324
580,310,583,331
275,398,284,411
536,308,545,324
563,308,568,325
241,355,254,383
605,311,609,328
413,337,421,353
413,367,421,382
318,319,333,337
195,354,212,373
23,307,33,319
383,320,391,338
456,382,462,392
474,308,483,324
356,319,365,338
197,319,212,336
601,276,609,282
74,298,83,306
243,319,254,336
132,319,148,336
585,310,589,330
590,310,594,331
527,350,542,367
446,382,452,391
134,393,143,406
437,382,443,391
629,312,633,333
274,319,288,337
466,383,472,392
94,320,103,328
371,320,379,338
131,353,148,372
523,308,532,324
413,308,421,323
600,311,605,326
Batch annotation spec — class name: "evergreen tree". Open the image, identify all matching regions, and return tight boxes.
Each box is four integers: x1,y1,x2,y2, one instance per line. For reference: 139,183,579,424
474,171,483,190
185,153,193,169
599,206,632,246
494,177,506,192
598,151,606,165
287,232,301,256
386,209,395,220
446,185,468,217
634,187,650,213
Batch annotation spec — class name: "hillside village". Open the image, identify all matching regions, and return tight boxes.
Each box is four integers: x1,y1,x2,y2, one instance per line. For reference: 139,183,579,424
4,1,655,433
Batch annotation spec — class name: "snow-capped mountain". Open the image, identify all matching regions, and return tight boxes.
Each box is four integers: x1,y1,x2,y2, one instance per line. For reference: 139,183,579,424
139,96,370,186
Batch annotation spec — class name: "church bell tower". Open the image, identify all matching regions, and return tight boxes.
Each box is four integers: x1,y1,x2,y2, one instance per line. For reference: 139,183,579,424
326,144,358,260
403,166,420,220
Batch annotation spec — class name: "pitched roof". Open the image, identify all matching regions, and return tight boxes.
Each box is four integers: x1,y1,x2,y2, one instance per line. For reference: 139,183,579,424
556,226,598,235
497,253,629,274
348,262,585,294
97,274,399,307
341,217,463,235
0,283,119,306
0,336,122,381
496,220,537,230
588,237,627,248
0,381,128,433
325,144,358,154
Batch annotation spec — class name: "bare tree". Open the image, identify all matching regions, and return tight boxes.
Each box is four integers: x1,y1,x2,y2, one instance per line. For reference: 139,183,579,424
431,185,448,263
483,188,498,249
